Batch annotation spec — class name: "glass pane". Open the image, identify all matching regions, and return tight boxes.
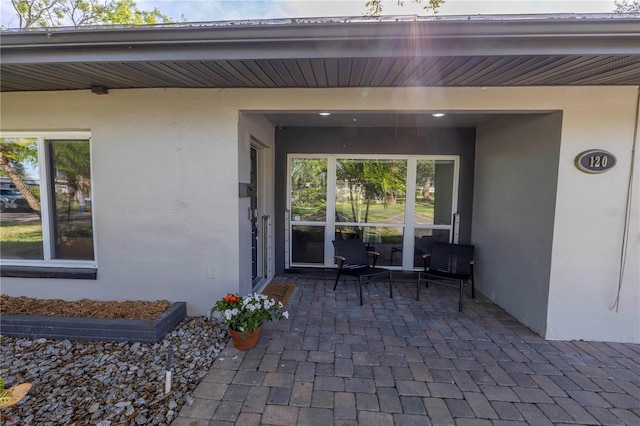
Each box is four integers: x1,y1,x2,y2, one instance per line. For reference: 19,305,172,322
0,138,43,260
336,159,407,224
415,160,454,225
413,228,450,269
291,225,325,264
334,225,362,242
335,225,403,267
291,158,327,222
50,140,94,261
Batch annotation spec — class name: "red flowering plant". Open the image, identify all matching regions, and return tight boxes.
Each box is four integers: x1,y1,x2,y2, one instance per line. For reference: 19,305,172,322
213,292,288,338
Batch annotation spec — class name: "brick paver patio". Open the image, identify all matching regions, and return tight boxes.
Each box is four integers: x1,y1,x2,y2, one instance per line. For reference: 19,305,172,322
174,276,640,425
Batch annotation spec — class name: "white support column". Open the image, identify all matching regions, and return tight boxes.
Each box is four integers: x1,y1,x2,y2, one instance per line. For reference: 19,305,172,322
324,156,337,268
403,158,417,270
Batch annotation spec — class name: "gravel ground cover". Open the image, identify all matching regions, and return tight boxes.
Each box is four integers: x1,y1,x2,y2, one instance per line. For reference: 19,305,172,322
0,316,229,425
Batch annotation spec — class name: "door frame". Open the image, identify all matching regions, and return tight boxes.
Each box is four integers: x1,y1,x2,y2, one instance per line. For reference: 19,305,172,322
250,137,272,288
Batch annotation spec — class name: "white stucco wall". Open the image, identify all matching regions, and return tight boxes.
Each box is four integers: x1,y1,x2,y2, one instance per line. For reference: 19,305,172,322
545,89,640,343
1,89,243,315
2,86,638,343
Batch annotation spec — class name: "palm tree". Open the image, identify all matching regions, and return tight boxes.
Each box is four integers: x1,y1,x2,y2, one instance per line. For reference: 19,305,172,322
0,139,41,214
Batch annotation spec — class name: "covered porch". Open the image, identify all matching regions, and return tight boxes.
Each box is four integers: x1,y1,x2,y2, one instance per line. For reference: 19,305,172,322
174,276,640,425
1,14,638,344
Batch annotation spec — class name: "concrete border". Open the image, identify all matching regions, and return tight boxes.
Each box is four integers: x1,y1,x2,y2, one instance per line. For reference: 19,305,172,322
0,302,186,343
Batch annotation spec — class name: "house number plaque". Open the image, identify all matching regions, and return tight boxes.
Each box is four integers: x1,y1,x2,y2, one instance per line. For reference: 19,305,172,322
575,150,616,174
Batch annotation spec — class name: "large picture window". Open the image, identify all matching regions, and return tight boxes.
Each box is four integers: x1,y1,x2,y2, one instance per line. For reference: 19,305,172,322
288,155,458,270
0,133,95,266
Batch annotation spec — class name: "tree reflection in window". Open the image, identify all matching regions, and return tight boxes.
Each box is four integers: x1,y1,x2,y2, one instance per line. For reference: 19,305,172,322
336,159,407,224
50,140,94,260
290,158,327,222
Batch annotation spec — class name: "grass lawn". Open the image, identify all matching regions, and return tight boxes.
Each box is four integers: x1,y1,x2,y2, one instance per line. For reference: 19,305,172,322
293,201,437,224
0,220,44,259
336,200,435,223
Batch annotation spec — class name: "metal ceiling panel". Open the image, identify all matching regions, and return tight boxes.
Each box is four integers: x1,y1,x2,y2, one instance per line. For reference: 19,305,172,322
338,59,352,86
476,57,542,86
502,56,579,86
1,54,640,92
281,59,309,87
439,57,486,86
357,58,385,87
378,59,408,86
369,58,395,86
252,60,289,87
1,14,639,92
239,61,279,87
323,59,340,87
310,59,328,87
426,57,474,85
401,58,446,86
258,59,297,87
8,64,89,90
203,61,254,87
227,60,272,87
348,59,368,86
577,61,640,85
190,62,237,86
509,56,603,86
166,61,221,86
144,61,205,87
296,59,319,87
554,56,640,85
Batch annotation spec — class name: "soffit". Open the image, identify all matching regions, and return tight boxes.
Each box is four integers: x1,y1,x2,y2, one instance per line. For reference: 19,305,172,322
260,112,500,128
1,15,639,92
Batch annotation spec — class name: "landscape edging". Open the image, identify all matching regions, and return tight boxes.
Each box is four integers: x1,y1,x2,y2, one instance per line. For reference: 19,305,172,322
0,302,186,343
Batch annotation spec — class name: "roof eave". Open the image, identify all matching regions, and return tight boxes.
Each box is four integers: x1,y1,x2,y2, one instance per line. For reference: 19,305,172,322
2,17,640,65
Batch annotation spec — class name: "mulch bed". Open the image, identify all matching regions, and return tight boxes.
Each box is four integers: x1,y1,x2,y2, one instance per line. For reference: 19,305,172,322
0,295,171,320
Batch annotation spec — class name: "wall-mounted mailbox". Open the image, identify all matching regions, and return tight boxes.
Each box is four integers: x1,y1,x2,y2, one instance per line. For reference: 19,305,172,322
239,183,254,198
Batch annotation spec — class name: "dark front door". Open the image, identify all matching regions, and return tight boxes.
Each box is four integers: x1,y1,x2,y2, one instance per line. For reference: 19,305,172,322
250,147,259,286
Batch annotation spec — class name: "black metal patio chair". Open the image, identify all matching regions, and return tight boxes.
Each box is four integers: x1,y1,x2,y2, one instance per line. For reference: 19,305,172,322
333,238,393,305
417,242,475,312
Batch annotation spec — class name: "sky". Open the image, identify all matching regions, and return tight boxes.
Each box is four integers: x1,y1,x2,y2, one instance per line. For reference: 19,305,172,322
0,0,621,28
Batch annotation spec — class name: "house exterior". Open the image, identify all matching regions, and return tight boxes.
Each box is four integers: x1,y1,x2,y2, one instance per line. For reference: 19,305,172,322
1,15,638,343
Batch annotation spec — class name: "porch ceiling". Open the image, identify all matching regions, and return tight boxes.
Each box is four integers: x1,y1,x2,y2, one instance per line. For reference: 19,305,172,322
1,15,639,92
259,111,500,128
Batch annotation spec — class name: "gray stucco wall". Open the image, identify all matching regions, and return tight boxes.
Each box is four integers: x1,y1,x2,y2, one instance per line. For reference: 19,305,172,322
274,127,476,273
472,113,562,336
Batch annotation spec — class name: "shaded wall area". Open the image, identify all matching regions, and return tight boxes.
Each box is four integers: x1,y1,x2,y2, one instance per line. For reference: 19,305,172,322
472,113,562,336
274,127,476,273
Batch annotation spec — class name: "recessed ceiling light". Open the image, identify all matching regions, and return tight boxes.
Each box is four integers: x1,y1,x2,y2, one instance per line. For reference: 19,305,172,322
352,118,358,122
432,113,445,118
319,112,331,116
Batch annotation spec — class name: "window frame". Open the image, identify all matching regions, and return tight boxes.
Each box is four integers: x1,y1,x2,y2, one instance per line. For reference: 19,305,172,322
0,131,97,269
286,153,460,270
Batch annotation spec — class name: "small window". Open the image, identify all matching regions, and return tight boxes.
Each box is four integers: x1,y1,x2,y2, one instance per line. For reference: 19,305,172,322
0,133,95,266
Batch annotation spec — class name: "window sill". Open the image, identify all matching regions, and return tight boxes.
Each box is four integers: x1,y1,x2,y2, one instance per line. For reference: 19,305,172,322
0,266,97,280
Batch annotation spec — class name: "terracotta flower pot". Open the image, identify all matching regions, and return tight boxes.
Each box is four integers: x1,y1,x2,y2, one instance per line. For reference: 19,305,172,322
228,324,263,350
